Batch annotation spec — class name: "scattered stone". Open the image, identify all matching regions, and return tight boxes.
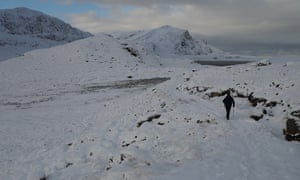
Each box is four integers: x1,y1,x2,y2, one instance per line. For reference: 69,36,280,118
236,91,248,98
265,101,279,108
123,47,139,57
65,162,73,168
262,109,267,114
145,161,151,166
160,102,166,108
206,90,227,98
291,110,300,119
250,114,264,121
157,122,165,125
248,92,267,107
40,175,47,180
137,114,161,127
184,86,210,95
120,154,126,163
256,60,272,67
121,140,136,147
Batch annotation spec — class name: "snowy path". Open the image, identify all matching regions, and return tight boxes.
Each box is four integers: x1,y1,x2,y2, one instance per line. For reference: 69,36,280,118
155,119,300,180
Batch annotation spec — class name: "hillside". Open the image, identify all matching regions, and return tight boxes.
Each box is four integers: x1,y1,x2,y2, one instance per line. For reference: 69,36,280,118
0,7,92,61
112,25,221,59
0,24,300,180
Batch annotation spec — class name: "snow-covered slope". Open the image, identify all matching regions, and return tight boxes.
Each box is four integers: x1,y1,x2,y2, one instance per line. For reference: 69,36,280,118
0,7,92,61
112,25,220,59
0,25,300,180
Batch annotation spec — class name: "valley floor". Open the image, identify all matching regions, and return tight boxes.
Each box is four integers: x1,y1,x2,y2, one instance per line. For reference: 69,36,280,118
0,41,299,179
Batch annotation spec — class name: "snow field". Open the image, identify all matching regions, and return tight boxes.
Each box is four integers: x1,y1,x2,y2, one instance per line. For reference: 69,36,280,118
0,30,299,179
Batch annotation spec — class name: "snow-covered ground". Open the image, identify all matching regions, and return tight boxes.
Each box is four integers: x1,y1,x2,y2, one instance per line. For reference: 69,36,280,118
0,27,300,180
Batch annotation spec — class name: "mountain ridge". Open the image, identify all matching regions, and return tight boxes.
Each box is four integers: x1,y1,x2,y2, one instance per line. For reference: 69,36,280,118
0,7,92,61
0,7,92,40
112,25,220,58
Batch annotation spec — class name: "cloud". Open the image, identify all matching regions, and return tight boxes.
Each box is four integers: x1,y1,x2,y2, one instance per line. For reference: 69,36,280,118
67,0,300,45
56,0,74,5
67,5,188,33
67,4,237,34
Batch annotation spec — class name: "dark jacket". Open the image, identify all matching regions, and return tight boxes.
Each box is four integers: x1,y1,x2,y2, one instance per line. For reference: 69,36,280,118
223,95,235,108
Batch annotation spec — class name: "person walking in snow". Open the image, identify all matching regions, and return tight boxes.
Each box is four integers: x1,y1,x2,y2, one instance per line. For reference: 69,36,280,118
223,90,235,120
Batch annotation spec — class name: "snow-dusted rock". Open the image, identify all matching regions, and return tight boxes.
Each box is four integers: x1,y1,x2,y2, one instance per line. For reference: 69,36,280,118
0,7,92,61
112,25,219,58
0,7,91,41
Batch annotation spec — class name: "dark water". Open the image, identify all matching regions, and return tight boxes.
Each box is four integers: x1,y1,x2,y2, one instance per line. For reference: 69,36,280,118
193,60,253,66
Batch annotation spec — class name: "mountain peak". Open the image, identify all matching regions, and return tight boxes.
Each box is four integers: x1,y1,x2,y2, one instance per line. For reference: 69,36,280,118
0,7,92,40
0,7,93,61
114,25,216,57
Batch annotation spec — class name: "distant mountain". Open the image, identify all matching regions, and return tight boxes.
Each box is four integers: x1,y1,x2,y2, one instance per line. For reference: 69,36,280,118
0,7,92,61
0,7,92,41
112,25,220,58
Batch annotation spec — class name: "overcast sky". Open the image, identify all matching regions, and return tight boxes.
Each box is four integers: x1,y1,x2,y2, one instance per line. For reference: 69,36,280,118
1,0,300,55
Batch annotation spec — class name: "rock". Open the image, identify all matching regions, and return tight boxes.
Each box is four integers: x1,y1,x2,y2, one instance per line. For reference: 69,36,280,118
250,114,264,121
283,118,300,141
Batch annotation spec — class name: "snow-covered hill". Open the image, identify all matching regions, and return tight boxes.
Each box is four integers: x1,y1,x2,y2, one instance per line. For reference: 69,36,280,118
0,23,300,180
0,7,92,61
112,25,221,59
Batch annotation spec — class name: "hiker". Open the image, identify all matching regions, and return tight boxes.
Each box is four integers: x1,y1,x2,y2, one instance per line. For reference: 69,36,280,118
223,90,235,120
